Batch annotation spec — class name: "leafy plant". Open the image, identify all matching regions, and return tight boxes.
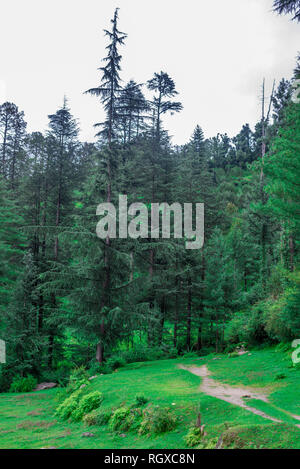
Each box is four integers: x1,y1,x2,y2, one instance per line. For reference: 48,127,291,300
9,375,37,393
83,408,112,427
109,407,135,432
184,426,203,447
67,366,89,393
71,391,104,421
55,390,82,420
134,394,149,407
139,405,177,435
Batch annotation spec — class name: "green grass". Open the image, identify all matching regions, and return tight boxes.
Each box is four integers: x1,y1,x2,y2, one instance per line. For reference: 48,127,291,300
1,348,300,449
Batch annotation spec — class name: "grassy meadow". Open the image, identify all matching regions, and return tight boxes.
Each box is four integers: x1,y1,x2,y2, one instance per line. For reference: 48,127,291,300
1,347,300,449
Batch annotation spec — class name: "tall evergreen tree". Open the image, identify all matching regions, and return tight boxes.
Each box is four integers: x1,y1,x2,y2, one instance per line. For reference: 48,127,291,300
273,0,300,21
147,72,182,142
85,8,127,143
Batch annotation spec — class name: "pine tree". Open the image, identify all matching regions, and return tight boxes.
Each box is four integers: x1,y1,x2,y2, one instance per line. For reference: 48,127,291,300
0,176,25,311
190,125,205,159
85,8,127,143
272,79,292,126
3,252,42,377
0,102,26,181
117,80,149,143
85,9,128,363
265,101,300,272
273,0,300,21
147,72,183,142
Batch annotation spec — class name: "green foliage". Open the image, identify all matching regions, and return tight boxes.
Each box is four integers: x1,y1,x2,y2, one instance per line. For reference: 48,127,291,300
139,405,177,436
55,390,82,420
228,351,239,358
109,407,135,432
4,351,300,449
9,375,37,393
71,391,104,422
67,366,90,393
182,352,199,359
106,356,126,371
184,426,203,447
135,394,149,407
2,9,300,428
83,408,112,427
55,389,103,422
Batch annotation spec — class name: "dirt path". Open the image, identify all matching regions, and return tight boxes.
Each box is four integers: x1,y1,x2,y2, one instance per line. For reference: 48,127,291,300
179,364,282,424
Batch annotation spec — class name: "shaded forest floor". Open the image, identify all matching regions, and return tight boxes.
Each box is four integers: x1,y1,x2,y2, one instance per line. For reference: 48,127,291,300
1,348,300,449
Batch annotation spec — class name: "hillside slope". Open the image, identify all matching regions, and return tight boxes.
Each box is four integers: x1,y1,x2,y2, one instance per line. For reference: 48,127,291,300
1,348,300,449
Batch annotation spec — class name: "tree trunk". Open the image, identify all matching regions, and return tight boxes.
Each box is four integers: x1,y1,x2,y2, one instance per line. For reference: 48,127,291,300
96,342,104,364
174,260,179,348
186,276,192,350
96,319,105,364
197,251,205,351
289,234,295,272
48,333,54,368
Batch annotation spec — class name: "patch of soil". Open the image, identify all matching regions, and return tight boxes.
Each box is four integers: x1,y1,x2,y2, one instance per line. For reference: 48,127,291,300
17,420,57,430
179,364,281,423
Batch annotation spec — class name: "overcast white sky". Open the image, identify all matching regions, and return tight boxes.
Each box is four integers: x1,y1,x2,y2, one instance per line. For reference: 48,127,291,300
0,0,299,145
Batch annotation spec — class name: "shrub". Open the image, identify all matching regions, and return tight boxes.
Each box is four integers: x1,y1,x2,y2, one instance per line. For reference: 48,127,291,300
88,361,101,377
55,390,82,420
106,356,126,370
9,375,37,393
109,407,135,432
118,345,167,365
224,312,248,345
184,426,203,447
0,367,15,393
71,391,104,421
135,394,149,407
39,368,69,387
228,351,239,358
67,366,89,393
139,405,177,436
182,352,199,359
84,408,112,427
98,363,114,375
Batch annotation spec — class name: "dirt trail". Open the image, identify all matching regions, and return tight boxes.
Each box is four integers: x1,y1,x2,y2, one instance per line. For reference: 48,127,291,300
179,364,282,423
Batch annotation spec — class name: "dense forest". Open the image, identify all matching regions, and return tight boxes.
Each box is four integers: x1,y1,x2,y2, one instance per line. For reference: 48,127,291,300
0,0,299,392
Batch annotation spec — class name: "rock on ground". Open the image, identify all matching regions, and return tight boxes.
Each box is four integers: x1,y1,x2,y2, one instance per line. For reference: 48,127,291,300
34,382,57,391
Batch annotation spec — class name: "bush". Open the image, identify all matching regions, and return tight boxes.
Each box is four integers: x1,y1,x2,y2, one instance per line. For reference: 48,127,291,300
90,345,178,377
182,352,199,359
67,366,89,393
88,361,101,377
184,426,203,447
71,391,104,421
56,389,103,421
84,408,112,427
9,375,37,393
135,394,149,407
106,356,126,370
139,405,177,436
55,390,82,420
117,346,168,365
109,407,135,432
228,351,239,358
224,312,248,345
39,368,70,387
0,367,14,392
